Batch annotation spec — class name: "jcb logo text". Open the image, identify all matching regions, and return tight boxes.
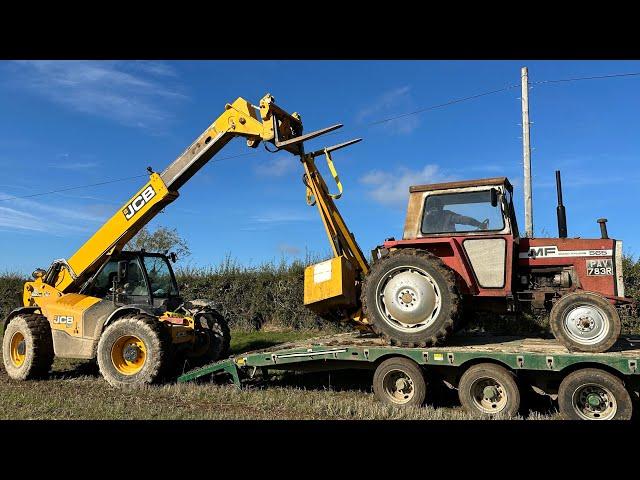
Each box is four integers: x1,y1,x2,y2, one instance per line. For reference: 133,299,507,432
123,186,155,220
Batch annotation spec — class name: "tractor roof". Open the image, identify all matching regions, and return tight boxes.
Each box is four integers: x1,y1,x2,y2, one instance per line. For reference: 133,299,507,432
409,177,512,193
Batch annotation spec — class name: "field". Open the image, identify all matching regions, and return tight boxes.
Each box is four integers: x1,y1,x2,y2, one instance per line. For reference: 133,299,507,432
0,329,559,420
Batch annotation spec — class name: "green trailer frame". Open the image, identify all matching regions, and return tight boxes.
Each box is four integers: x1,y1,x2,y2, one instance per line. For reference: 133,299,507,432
178,332,640,389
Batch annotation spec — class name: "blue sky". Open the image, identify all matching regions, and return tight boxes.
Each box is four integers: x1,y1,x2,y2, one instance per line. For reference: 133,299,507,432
0,60,638,274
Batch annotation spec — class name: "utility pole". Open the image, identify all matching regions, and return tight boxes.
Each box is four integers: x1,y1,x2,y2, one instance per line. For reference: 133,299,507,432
521,66,533,238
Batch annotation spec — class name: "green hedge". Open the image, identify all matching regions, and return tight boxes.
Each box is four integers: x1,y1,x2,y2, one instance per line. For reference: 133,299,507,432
2,254,639,334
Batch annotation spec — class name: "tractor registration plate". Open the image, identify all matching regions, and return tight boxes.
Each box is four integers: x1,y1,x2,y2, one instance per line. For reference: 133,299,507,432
586,259,613,276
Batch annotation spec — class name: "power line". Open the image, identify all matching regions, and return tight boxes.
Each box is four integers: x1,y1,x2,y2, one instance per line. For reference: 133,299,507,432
531,71,640,86
0,174,148,202
0,151,260,202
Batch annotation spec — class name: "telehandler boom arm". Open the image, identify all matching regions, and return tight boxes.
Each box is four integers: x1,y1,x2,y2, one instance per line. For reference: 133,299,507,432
44,94,336,293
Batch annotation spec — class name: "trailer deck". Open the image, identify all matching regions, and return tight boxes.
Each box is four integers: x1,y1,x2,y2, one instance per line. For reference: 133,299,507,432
177,332,640,386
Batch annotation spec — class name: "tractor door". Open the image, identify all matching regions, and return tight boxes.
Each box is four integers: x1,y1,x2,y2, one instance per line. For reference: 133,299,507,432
421,187,515,295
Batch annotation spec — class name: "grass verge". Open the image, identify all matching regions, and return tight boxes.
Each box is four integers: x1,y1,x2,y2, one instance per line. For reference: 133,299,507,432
0,329,558,420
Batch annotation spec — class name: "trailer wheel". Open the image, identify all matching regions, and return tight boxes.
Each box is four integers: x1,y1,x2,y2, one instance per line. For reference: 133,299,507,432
363,248,460,347
549,292,621,353
458,363,520,417
373,357,426,407
2,314,54,380
97,314,170,388
558,368,632,420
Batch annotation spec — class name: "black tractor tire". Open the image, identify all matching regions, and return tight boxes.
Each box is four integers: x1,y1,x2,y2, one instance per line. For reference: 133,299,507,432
549,291,621,353
362,248,461,347
96,314,171,388
186,310,231,367
2,314,54,380
458,363,521,418
558,368,632,420
373,357,427,408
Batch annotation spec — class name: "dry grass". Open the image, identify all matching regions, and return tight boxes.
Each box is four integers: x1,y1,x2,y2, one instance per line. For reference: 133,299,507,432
0,330,559,420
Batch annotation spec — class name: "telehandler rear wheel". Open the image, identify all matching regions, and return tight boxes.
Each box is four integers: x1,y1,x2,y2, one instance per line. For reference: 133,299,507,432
362,248,461,347
2,314,54,380
549,292,621,353
186,310,231,367
97,314,171,388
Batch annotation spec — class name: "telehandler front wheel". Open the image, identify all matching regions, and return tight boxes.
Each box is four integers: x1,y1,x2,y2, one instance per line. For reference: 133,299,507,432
550,292,621,353
97,314,171,388
2,314,54,380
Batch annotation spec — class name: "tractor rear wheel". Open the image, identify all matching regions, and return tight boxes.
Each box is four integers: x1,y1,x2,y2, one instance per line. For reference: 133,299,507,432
549,292,621,353
558,368,632,420
186,310,231,367
2,314,54,380
97,314,171,388
362,248,461,347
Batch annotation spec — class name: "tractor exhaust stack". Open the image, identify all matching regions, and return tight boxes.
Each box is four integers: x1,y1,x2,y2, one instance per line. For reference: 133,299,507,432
555,170,568,238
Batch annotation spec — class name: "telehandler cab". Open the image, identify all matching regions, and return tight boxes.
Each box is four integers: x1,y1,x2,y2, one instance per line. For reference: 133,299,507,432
3,93,342,387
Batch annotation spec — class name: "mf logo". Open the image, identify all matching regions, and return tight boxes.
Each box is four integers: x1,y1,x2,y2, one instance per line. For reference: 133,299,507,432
53,315,74,327
123,186,156,221
528,246,557,258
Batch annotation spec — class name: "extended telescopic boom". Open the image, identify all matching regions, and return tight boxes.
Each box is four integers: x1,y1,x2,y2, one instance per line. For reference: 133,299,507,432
44,94,338,293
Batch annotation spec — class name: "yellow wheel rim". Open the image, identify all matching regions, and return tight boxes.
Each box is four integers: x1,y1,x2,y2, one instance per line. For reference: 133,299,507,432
111,335,147,375
10,332,26,367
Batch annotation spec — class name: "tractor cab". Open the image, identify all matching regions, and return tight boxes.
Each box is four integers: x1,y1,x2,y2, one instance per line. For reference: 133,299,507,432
403,177,518,240
82,251,182,310
384,177,520,297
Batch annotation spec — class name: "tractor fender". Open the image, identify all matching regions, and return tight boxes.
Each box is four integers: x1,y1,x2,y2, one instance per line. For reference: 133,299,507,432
102,304,159,331
3,306,41,332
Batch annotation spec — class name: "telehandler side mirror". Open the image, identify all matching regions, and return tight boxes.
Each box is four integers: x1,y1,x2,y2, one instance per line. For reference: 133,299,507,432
117,261,129,282
490,188,499,207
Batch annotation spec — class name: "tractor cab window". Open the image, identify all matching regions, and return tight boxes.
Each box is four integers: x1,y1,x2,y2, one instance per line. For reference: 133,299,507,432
143,256,178,298
422,190,505,234
86,258,149,299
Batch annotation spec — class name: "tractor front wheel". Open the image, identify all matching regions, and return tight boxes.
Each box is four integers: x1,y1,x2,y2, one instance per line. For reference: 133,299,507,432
549,292,621,353
97,314,171,388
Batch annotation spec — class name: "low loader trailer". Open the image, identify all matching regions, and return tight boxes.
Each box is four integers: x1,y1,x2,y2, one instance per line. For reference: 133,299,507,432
178,331,640,420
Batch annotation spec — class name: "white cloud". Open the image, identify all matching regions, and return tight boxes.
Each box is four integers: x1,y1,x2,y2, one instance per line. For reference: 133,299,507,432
251,210,315,224
360,164,455,207
50,161,100,170
253,154,298,177
239,209,315,232
6,61,187,130
0,191,110,236
356,85,420,135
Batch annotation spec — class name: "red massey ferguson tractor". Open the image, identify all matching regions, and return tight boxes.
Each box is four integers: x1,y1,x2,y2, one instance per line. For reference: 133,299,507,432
299,130,632,354
358,174,632,353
